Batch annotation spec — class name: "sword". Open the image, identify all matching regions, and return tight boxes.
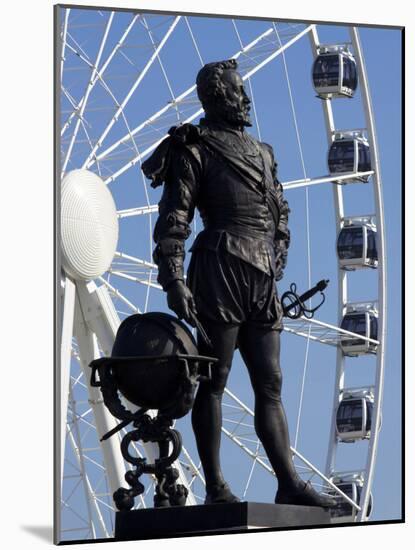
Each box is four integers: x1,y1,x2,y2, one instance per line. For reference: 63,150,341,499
188,310,213,349
281,279,329,319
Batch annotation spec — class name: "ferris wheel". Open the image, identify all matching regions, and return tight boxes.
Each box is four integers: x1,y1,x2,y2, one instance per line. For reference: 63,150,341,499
56,6,386,542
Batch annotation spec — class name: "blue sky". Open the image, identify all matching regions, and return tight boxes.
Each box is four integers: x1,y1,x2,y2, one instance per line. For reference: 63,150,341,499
60,6,402,537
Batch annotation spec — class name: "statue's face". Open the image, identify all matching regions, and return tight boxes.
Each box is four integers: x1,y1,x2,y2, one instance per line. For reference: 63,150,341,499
220,69,251,126
205,68,252,127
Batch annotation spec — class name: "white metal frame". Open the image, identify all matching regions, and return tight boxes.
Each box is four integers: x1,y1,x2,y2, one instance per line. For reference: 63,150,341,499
350,26,387,522
310,26,387,523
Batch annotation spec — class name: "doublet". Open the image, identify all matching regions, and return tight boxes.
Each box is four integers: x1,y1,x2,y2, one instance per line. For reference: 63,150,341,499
142,119,290,328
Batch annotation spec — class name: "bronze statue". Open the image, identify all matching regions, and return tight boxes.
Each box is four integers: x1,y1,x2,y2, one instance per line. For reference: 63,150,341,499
142,59,336,508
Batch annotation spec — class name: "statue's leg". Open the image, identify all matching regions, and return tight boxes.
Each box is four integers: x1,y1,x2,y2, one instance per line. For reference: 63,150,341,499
237,325,301,491
191,320,239,492
238,324,337,507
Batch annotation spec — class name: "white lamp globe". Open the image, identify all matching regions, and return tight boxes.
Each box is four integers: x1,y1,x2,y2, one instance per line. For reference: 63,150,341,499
61,169,119,281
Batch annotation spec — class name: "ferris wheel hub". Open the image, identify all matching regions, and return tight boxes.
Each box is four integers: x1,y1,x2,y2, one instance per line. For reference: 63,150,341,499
61,169,119,281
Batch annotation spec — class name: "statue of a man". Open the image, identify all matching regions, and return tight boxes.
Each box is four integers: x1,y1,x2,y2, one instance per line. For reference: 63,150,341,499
142,59,336,508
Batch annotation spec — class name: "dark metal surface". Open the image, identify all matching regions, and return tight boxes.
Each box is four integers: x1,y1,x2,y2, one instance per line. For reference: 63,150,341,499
89,312,217,511
140,59,336,509
115,501,331,540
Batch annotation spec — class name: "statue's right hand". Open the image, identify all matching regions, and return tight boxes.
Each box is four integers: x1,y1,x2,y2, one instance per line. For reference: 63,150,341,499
166,280,197,326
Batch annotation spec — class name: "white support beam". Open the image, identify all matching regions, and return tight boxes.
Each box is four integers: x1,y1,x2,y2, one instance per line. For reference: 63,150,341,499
284,315,379,346
73,287,127,497
282,171,374,190
73,280,196,506
60,276,76,485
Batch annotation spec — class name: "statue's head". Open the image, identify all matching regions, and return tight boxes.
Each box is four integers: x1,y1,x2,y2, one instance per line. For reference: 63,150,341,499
196,59,252,127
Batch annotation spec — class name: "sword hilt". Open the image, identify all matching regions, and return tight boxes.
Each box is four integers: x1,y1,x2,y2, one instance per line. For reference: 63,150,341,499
282,279,330,319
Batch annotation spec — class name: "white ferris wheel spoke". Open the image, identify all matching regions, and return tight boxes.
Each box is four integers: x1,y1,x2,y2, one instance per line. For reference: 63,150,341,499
89,24,310,176
184,16,204,66
107,269,162,290
102,24,315,185
89,26,275,169
284,315,379,347
282,171,375,190
142,15,181,124
231,20,262,140
272,21,313,451
97,276,141,314
117,204,159,218
61,14,140,138
81,16,182,170
61,85,106,177
62,12,115,177
60,8,70,83
113,250,158,270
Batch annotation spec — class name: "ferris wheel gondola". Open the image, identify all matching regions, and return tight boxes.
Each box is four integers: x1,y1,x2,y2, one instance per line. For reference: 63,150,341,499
336,388,374,442
327,473,373,523
337,216,378,270
312,45,358,99
340,303,379,356
328,131,372,181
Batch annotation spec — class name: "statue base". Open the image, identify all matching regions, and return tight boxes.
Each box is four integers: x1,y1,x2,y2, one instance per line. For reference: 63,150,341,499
115,501,331,541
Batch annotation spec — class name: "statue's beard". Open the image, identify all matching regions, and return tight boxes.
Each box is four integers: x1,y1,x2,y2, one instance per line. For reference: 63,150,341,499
206,97,252,127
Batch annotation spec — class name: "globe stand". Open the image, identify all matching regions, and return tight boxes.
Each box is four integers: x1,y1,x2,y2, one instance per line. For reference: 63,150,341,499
114,413,188,510
89,352,217,511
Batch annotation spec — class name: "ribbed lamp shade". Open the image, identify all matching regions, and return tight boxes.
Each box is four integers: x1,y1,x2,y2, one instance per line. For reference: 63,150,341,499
61,169,119,280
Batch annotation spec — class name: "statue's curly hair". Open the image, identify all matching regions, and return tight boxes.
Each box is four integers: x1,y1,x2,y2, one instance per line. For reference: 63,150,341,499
196,59,238,110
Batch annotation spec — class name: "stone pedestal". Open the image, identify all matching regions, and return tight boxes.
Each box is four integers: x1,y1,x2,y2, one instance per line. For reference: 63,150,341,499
115,501,331,541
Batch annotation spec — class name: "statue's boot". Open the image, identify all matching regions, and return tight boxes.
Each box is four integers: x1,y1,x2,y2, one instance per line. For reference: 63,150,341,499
205,482,240,504
275,480,337,508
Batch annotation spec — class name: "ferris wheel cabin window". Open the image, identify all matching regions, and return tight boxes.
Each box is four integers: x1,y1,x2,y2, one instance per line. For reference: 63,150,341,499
328,140,356,174
337,226,364,260
367,230,378,261
358,140,372,172
342,55,358,91
313,54,340,88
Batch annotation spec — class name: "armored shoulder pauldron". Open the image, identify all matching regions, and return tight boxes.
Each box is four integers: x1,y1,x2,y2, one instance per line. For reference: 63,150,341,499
142,124,204,188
